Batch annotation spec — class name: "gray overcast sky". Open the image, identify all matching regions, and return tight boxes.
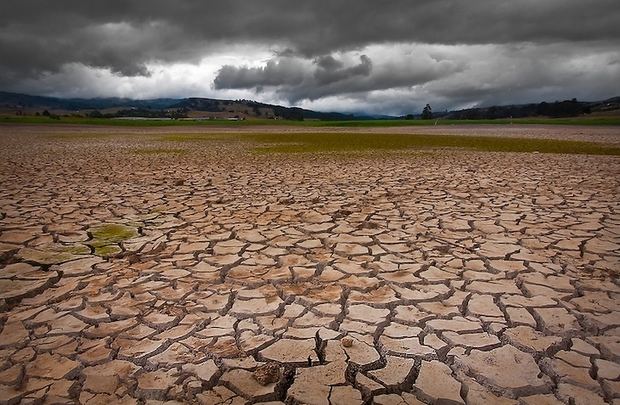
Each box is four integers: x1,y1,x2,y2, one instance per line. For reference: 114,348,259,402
1,0,620,115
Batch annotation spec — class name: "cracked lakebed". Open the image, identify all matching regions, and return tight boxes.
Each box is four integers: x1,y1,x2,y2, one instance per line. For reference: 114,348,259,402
0,125,619,404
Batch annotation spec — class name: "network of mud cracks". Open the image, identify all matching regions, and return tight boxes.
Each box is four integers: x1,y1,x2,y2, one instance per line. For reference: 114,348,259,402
0,125,619,404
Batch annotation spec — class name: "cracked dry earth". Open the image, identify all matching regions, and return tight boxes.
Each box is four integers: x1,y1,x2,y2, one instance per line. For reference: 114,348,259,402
0,126,619,405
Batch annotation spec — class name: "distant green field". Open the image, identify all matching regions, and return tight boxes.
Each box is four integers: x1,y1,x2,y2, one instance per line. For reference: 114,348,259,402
160,132,620,155
2,115,620,127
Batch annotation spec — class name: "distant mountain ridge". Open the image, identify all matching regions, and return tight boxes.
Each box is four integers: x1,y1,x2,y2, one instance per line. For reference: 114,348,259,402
0,91,178,110
0,91,355,120
439,97,620,120
1,91,618,120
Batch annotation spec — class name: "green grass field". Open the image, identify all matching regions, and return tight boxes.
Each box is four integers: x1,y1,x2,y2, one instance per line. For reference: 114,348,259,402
160,132,620,155
2,115,620,127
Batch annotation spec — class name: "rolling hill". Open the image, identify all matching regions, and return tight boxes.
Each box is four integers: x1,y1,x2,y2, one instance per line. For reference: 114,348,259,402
0,91,355,120
1,91,618,121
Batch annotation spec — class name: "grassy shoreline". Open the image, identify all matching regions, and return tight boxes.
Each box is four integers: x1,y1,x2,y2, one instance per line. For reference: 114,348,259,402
2,115,620,127
157,132,620,155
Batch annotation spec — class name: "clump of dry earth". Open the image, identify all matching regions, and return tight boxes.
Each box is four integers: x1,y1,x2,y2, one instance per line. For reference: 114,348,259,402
0,125,618,404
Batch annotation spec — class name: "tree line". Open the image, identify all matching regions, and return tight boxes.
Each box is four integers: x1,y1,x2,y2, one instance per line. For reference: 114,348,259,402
403,99,595,120
444,99,592,120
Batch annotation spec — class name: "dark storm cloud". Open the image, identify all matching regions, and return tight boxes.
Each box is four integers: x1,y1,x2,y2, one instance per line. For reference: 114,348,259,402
1,0,619,112
213,58,306,90
340,42,620,115
1,0,620,82
315,56,344,72
314,55,372,85
214,51,466,103
214,54,376,98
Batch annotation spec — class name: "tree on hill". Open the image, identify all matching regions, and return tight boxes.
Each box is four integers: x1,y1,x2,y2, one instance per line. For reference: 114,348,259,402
421,104,433,119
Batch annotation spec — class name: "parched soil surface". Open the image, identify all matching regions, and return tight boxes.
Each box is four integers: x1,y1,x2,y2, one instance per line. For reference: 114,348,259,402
0,125,619,404
4,123,620,144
